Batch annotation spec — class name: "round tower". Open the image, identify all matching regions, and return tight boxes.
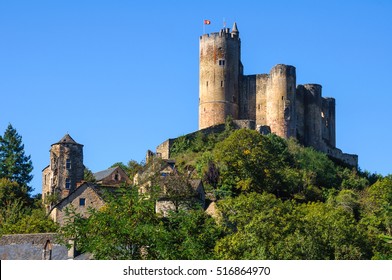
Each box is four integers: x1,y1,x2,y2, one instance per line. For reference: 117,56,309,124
42,134,84,208
266,64,297,138
199,22,241,129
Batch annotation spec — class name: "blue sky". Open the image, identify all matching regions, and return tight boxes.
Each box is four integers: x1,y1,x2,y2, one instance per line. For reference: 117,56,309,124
1,0,391,195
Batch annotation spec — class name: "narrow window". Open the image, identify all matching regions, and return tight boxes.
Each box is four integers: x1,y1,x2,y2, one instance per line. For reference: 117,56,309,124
66,159,71,169
218,60,225,66
65,178,71,189
221,81,224,87
206,81,208,87
79,198,86,206
114,173,119,181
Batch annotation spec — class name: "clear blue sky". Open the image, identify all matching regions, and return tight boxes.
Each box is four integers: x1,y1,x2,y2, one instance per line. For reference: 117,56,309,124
1,0,391,195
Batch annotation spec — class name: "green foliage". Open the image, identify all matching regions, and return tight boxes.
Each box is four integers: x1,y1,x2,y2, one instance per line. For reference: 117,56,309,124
83,167,96,182
59,188,164,259
288,139,339,189
57,128,389,260
338,167,369,190
213,129,299,197
215,193,370,259
58,187,220,260
0,202,58,235
0,178,30,208
359,177,392,259
170,136,191,156
157,210,222,259
0,124,33,198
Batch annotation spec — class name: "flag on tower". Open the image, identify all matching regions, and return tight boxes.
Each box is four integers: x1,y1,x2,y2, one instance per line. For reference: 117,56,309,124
204,19,211,25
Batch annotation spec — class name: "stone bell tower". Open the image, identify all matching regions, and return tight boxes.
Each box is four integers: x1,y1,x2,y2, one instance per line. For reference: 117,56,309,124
42,134,84,210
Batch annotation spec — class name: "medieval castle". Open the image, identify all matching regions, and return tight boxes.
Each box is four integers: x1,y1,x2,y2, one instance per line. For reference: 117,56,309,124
41,22,358,213
1,21,360,260
196,22,357,166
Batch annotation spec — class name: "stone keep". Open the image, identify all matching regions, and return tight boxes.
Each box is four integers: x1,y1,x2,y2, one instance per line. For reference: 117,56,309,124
199,23,339,155
42,134,84,210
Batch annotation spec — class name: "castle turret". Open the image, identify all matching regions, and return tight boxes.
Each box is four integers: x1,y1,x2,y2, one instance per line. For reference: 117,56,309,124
266,64,297,138
199,22,241,129
42,134,84,211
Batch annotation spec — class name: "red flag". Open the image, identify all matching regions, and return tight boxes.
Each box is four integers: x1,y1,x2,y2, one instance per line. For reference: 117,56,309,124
204,20,211,25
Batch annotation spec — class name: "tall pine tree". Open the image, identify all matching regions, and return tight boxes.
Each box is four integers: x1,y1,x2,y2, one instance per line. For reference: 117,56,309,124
0,124,33,195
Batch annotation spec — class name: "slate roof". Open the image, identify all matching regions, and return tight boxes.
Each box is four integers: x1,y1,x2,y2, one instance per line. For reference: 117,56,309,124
52,134,83,146
93,167,117,182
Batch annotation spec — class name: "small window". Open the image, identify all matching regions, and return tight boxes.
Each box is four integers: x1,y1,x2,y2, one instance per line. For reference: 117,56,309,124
79,198,86,206
114,173,119,181
66,159,71,169
221,81,224,87
65,178,71,189
206,81,208,87
219,60,225,66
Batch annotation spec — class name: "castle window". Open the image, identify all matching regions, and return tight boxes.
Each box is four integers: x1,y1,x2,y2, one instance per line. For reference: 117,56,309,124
79,198,86,206
66,159,71,169
65,178,71,189
219,60,225,66
221,81,224,87
206,81,208,87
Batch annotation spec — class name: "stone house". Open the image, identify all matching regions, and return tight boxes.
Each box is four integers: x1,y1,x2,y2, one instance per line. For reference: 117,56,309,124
48,166,131,225
134,158,206,215
93,166,131,186
49,182,106,225
155,178,206,216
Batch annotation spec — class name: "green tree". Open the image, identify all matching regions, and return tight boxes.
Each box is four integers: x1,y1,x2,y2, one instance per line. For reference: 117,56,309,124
360,177,392,259
0,124,33,196
215,192,370,259
83,167,96,182
59,188,164,259
157,210,222,259
0,197,58,235
0,178,29,208
213,129,298,197
110,160,143,179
